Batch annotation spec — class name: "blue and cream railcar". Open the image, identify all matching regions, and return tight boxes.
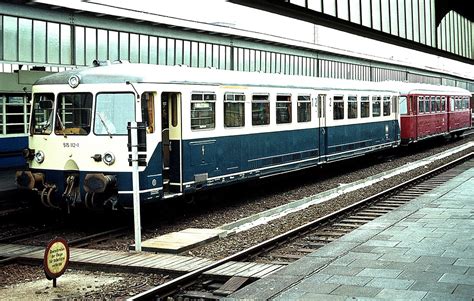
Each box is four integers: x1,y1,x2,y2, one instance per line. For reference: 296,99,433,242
16,62,400,209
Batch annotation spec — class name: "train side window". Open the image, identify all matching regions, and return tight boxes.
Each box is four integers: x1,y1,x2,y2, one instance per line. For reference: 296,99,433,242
224,92,245,128
170,94,178,127
2,95,28,135
424,96,430,113
454,97,460,111
190,92,216,130
435,96,441,112
372,96,381,117
463,97,469,109
441,97,446,112
297,95,311,122
430,96,437,112
333,95,344,120
141,92,155,133
276,94,292,124
399,96,407,115
252,94,270,126
418,97,424,114
348,96,357,119
383,96,391,116
450,96,454,111
360,96,369,118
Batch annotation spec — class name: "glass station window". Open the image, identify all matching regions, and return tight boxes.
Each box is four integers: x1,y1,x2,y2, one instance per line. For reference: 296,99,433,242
372,96,381,117
95,93,135,135
348,96,357,119
361,96,369,118
252,94,270,126
383,96,391,116
297,95,311,122
276,95,292,124
190,93,216,130
224,93,245,128
333,96,344,120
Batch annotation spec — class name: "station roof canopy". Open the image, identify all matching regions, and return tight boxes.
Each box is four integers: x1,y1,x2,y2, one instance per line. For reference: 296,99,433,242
229,0,474,65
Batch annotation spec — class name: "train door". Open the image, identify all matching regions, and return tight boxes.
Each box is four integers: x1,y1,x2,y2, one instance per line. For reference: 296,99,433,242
318,94,327,162
161,92,182,195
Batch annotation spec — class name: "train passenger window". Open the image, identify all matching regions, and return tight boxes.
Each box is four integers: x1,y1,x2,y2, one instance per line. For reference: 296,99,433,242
252,94,270,126
399,97,408,115
224,93,245,128
297,95,311,122
141,92,155,133
430,96,437,112
372,96,381,117
31,93,55,135
276,95,292,124
383,96,391,116
56,93,93,135
333,96,344,120
450,96,455,111
463,97,469,109
191,93,216,130
348,96,357,119
441,97,446,112
424,96,430,113
454,97,460,111
95,93,135,135
360,96,369,118
418,97,424,114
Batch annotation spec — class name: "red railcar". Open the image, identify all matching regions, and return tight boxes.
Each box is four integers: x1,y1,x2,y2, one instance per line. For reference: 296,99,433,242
397,84,471,144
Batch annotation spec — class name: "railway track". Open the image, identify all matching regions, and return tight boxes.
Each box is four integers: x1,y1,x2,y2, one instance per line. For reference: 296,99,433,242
130,152,473,300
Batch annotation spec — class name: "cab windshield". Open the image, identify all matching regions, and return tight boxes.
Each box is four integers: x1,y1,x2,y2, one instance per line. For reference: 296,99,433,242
31,93,54,135
94,93,135,135
55,93,93,135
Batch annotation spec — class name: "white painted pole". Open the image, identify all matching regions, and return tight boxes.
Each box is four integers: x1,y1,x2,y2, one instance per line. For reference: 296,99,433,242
131,121,142,252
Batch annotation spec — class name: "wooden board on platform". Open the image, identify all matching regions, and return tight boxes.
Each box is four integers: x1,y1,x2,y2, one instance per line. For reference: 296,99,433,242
130,228,227,254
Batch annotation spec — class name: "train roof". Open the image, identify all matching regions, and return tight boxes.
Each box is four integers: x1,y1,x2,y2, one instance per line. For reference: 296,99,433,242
382,81,471,96
34,62,471,96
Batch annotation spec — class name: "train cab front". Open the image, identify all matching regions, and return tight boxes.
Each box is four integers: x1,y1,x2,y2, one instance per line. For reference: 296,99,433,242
16,87,123,210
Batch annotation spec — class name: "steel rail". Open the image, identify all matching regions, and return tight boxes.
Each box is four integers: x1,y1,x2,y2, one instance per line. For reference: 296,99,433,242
129,151,472,300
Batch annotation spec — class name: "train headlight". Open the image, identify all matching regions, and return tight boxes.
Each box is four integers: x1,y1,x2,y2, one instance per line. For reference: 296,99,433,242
34,150,45,164
103,152,115,165
68,75,80,88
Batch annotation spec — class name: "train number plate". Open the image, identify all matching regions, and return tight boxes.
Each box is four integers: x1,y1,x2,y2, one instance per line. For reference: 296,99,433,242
63,142,80,148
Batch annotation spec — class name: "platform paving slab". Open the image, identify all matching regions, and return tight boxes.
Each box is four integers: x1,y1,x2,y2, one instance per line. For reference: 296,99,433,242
229,160,474,300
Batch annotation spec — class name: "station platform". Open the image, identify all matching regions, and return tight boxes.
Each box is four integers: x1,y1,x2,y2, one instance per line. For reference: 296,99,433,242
230,160,474,300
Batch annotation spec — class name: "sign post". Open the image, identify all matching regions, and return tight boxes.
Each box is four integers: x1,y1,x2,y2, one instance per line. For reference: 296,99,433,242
129,121,142,251
43,237,69,287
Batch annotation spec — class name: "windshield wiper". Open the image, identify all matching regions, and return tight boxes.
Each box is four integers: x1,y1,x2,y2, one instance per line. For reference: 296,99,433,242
56,111,67,138
97,113,113,138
